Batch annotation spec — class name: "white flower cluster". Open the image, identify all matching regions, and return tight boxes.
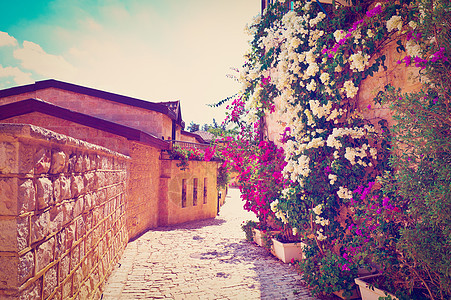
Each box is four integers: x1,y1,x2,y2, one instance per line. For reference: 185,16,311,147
309,100,332,119
317,228,327,241
337,186,353,199
271,199,289,224
326,126,376,150
333,30,346,42
342,80,359,98
349,51,370,72
309,12,326,27
343,143,376,166
386,15,403,32
328,174,338,185
406,40,422,58
283,155,311,184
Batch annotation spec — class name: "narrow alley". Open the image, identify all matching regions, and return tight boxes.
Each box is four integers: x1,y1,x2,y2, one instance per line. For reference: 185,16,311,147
102,188,320,299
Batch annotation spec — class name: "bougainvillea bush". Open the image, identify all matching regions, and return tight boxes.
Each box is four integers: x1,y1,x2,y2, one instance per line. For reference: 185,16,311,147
221,0,450,298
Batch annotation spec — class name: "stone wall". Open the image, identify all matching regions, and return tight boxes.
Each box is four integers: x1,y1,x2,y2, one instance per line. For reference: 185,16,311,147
127,141,161,238
0,123,129,299
164,160,219,226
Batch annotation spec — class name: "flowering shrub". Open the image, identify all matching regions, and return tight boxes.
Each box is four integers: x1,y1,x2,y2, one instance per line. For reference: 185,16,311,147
222,0,450,298
170,145,217,170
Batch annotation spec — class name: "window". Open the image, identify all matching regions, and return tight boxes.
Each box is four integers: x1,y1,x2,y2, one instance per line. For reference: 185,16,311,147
182,179,187,207
203,178,207,204
193,178,198,206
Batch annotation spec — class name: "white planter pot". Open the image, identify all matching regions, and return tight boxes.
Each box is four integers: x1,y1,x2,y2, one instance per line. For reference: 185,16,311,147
271,238,305,263
252,229,280,248
355,274,398,300
252,228,264,246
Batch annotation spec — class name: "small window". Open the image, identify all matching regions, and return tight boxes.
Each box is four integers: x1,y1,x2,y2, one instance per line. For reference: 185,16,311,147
203,178,207,204
182,179,187,207
193,178,198,206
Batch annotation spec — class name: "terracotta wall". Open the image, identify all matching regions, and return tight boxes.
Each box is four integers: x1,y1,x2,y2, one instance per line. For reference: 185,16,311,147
0,88,174,140
127,141,161,238
0,123,129,299
163,160,219,225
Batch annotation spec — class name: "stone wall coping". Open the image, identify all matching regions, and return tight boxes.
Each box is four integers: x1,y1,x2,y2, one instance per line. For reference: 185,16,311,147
0,98,171,150
0,123,130,160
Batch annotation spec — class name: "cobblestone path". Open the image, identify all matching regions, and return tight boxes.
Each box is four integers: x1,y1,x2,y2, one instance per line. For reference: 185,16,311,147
102,188,320,299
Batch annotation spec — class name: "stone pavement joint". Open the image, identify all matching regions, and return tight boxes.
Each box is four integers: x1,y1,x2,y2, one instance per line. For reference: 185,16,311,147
102,188,321,300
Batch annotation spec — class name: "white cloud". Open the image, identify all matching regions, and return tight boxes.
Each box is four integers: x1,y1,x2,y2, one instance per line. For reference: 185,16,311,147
0,31,17,47
13,40,76,79
0,64,33,85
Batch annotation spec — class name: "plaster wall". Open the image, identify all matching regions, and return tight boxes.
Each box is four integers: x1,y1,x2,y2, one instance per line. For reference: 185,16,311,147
0,123,129,299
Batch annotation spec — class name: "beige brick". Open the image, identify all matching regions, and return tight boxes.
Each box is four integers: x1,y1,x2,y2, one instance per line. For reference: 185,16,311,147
62,275,72,299
36,237,54,273
0,177,18,216
19,277,41,300
73,196,84,219
31,211,49,244
59,254,70,284
18,251,34,284
18,143,34,174
36,177,53,210
18,179,36,214
0,141,18,174
49,205,63,235
34,148,51,174
0,219,18,252
0,255,19,289
70,175,84,198
54,230,66,260
59,175,71,201
43,264,58,299
17,216,29,251
50,151,67,174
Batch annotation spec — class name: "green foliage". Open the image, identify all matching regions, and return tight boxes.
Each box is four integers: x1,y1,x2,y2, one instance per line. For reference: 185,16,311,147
241,220,258,242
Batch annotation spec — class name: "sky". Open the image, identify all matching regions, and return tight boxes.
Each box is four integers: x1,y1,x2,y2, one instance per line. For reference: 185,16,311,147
0,0,260,126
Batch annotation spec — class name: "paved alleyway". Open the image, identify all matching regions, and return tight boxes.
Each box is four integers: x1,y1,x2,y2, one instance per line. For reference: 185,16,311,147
102,188,320,300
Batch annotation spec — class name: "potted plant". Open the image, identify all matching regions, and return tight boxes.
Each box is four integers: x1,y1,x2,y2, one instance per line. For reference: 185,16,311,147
355,274,398,300
271,226,306,263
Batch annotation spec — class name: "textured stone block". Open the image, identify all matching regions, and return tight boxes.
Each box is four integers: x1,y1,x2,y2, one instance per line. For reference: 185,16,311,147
0,255,19,289
62,275,72,299
18,251,34,284
54,230,66,260
36,177,53,210
73,197,84,219
17,216,29,251
18,143,34,174
31,211,49,244
65,223,75,249
0,177,18,215
70,175,84,198
59,175,71,200
18,277,41,300
49,205,63,234
18,179,36,214
59,254,70,285
36,237,55,273
0,141,18,174
71,245,79,273
34,148,51,174
43,265,57,299
76,218,86,241
0,218,18,252
62,201,74,225
50,151,67,174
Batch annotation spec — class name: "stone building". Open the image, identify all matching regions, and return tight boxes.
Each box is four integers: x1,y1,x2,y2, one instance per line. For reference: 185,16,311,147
0,79,221,299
